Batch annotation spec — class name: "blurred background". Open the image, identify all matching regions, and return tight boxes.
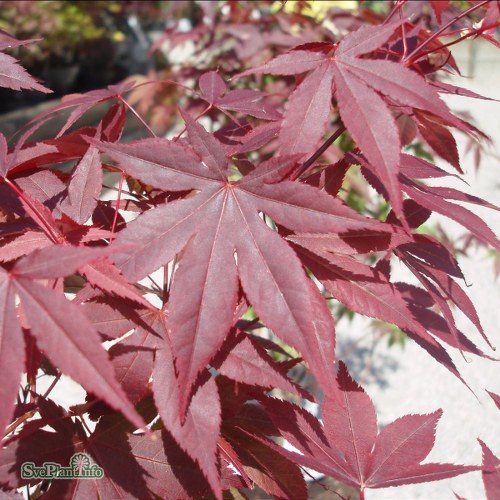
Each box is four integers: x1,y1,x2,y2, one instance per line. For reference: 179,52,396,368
0,0,166,110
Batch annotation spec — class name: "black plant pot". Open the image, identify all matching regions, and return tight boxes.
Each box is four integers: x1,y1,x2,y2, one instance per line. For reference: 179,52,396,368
39,63,80,96
0,62,80,114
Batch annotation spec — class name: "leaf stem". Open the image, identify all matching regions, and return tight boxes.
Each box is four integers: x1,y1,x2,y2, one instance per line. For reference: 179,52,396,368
146,274,163,293
132,78,196,95
290,125,346,181
384,0,407,24
164,255,178,304
78,415,93,436
399,4,408,59
416,23,500,61
163,263,169,305
173,104,213,142
4,177,60,244
110,171,126,242
5,410,36,436
404,0,489,64
118,96,157,138
42,372,62,399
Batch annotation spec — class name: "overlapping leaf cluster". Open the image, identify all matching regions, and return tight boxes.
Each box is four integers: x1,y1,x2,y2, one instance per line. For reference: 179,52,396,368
0,2,499,499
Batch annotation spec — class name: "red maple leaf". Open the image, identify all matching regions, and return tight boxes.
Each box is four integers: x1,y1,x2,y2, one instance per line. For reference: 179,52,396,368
256,362,480,496
0,245,146,438
91,111,391,415
199,70,281,120
237,22,466,220
479,439,500,500
0,397,232,499
0,33,51,94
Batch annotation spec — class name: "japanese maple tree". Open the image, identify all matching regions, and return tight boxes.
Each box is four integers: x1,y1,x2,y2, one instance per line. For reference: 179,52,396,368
0,1,499,499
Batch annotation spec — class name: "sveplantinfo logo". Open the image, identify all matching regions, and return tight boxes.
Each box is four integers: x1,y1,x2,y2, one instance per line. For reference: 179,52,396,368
21,453,104,480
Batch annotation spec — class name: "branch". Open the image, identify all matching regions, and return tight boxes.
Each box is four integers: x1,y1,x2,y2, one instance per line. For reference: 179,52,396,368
404,0,489,65
289,125,346,181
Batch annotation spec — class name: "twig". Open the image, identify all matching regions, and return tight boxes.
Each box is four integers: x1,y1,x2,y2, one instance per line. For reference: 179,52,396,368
290,125,346,181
